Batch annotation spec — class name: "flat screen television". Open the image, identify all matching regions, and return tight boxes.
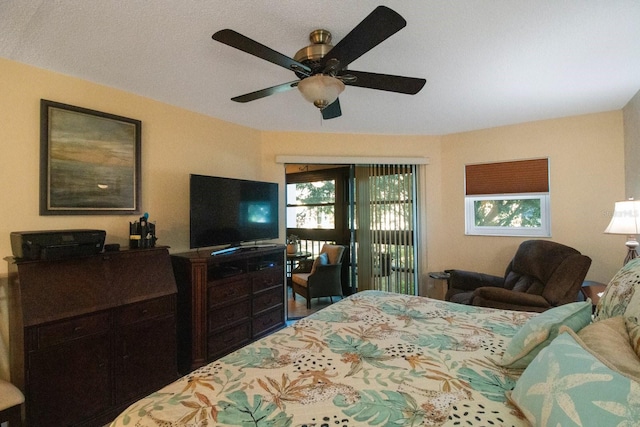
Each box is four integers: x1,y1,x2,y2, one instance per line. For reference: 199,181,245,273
189,174,279,249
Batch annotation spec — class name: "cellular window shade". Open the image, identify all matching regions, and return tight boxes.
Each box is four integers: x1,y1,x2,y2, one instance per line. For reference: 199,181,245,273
465,158,549,196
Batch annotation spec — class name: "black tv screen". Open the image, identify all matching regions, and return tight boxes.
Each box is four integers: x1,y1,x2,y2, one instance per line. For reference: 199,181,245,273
190,174,279,249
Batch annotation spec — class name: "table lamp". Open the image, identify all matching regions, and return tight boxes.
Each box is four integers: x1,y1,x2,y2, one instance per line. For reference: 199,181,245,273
604,199,640,264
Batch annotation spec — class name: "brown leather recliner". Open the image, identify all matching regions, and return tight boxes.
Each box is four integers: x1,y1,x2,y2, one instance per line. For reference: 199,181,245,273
445,240,592,312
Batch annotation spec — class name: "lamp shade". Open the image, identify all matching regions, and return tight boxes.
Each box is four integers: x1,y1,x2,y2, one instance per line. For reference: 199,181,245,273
604,200,640,234
297,74,345,109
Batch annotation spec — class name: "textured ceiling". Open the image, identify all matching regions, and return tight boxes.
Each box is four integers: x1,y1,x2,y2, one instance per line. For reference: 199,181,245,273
1,0,639,135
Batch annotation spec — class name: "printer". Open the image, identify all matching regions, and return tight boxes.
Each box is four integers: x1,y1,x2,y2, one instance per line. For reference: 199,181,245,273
10,229,106,261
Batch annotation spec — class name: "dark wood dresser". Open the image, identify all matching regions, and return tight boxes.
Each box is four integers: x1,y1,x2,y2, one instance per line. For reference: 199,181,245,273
6,247,178,427
171,246,286,373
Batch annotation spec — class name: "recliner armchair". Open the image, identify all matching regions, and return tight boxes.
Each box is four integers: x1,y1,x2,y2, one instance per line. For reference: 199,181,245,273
292,244,345,309
445,240,592,312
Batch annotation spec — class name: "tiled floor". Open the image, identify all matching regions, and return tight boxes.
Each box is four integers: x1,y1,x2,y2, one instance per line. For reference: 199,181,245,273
286,287,342,321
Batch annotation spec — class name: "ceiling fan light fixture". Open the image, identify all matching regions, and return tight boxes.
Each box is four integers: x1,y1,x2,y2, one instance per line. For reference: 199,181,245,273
297,74,345,109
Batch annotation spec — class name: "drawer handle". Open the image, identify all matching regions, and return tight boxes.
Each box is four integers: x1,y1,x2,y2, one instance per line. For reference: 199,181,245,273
141,309,149,315
73,326,84,333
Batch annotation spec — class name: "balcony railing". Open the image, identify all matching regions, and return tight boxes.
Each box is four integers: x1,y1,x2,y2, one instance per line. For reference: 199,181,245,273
290,238,416,295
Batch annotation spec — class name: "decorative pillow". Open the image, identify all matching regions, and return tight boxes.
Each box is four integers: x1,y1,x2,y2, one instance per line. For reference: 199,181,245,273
624,288,640,321
626,316,640,359
509,332,640,426
310,252,329,275
498,301,592,369
594,257,640,321
576,317,640,383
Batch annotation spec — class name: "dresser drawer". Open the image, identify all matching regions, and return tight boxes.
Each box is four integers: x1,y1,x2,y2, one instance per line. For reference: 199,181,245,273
117,296,175,326
36,312,111,349
208,299,251,332
251,266,284,292
252,306,284,338
208,277,251,308
208,321,251,360
253,286,283,316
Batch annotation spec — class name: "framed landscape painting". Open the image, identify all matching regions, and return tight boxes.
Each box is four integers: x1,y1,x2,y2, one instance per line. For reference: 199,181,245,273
40,100,141,215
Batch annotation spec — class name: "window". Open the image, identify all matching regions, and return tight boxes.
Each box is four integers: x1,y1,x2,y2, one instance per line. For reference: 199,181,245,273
465,193,550,236
285,164,421,297
285,167,351,297
286,179,336,229
285,167,349,245
465,158,550,237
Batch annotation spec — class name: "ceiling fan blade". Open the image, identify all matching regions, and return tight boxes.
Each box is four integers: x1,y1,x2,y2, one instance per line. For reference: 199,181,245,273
321,99,342,120
231,80,299,103
319,6,406,73
213,29,311,75
344,70,426,94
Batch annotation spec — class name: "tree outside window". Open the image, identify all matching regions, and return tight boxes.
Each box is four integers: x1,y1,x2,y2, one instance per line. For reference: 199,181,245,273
286,180,335,229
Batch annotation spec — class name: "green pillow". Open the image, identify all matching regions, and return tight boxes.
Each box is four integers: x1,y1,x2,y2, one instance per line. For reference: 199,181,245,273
626,316,640,359
509,332,640,426
624,290,640,321
594,257,640,321
498,301,592,369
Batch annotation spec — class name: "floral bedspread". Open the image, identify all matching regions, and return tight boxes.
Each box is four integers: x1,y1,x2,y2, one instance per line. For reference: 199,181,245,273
110,290,536,426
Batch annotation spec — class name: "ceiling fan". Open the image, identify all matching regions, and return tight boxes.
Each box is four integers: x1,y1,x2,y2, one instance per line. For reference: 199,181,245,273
212,6,426,119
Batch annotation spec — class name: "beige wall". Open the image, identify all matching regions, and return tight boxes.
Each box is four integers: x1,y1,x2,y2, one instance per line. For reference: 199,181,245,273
262,115,625,291
0,57,629,376
438,112,624,284
624,89,640,198
0,58,263,378
1,57,624,282
0,57,263,259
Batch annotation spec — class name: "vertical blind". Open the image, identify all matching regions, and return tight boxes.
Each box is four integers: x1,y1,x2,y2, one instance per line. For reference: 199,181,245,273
355,164,419,295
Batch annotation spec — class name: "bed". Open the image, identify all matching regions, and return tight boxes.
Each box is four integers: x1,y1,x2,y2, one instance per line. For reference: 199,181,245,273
110,274,640,426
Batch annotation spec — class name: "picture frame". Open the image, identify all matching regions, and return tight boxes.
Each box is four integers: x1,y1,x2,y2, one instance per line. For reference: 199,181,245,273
40,99,141,215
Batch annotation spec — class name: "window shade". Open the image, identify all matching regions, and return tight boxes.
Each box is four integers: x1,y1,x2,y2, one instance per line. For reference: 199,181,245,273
465,158,549,195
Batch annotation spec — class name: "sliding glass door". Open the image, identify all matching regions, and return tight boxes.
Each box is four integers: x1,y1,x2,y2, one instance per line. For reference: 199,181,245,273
285,163,420,296
354,164,419,295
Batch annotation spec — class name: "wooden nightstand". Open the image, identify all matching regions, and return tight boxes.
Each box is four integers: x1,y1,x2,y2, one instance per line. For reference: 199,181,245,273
581,281,607,309
428,271,451,300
